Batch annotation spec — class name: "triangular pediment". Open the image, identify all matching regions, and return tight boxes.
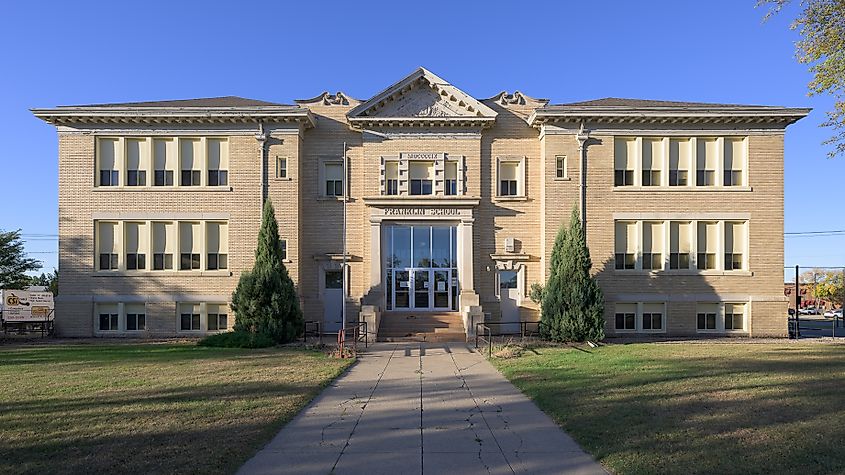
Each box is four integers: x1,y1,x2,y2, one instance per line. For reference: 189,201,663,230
348,68,497,121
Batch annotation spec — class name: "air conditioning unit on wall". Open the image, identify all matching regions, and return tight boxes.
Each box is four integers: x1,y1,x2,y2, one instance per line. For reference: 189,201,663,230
505,237,515,253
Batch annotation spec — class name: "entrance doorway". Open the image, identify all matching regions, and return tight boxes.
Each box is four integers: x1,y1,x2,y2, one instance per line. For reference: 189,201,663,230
385,225,458,311
499,270,519,332
323,270,343,332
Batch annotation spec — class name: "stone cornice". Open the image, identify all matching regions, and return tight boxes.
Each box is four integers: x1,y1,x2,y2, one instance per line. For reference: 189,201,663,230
31,106,316,128
348,117,495,129
362,196,480,207
528,106,811,127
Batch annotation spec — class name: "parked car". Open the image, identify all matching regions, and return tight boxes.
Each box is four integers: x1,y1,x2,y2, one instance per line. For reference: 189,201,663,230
824,308,843,318
799,307,820,315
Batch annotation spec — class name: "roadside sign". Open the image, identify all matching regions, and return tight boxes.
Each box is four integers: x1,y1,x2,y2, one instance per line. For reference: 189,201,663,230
1,290,55,322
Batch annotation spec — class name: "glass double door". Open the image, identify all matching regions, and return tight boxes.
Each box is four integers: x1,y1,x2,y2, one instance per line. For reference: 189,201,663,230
386,225,458,311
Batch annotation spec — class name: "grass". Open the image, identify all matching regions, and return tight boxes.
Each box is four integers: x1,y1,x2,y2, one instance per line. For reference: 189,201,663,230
0,343,352,475
493,343,845,474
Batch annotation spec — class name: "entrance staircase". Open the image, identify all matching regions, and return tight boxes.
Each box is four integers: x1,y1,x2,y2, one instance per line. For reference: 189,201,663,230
377,312,466,342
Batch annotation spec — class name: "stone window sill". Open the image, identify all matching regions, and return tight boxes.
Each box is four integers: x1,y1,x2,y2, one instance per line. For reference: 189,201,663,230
612,186,752,192
613,269,753,277
93,270,233,277
493,196,530,202
92,186,233,192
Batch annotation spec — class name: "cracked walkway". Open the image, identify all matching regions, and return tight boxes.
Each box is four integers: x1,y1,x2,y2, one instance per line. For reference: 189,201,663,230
239,343,605,475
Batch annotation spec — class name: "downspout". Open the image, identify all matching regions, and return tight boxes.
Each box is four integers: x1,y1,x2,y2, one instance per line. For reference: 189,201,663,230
575,122,590,234
255,121,267,203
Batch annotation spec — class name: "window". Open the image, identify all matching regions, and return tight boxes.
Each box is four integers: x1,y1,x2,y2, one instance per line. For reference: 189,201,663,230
124,222,147,271
98,138,120,187
614,138,636,186
180,139,202,186
642,221,664,270
555,156,567,179
669,138,691,186
325,270,343,289
641,303,664,331
697,303,718,331
445,160,458,195
125,304,146,331
125,138,148,187
696,138,717,186
153,138,175,186
179,303,201,331
670,221,692,269
725,221,746,271
615,303,636,331
641,139,663,186
697,221,718,270
725,303,745,330
179,222,201,270
498,161,519,196
276,156,288,179
207,138,228,186
207,304,228,331
614,221,636,270
385,161,399,195
324,163,343,196
724,138,745,186
97,222,119,270
98,304,119,331
206,222,228,270
280,239,288,261
152,221,174,270
410,161,434,195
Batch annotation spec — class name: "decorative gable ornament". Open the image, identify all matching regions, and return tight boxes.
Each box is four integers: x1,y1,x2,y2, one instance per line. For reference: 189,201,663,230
347,67,497,128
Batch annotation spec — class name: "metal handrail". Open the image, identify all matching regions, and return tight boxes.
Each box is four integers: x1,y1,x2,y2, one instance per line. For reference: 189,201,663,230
336,321,368,358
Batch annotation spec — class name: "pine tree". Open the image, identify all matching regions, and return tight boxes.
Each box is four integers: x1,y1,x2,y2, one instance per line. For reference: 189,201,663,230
541,208,605,342
0,230,41,289
231,199,303,343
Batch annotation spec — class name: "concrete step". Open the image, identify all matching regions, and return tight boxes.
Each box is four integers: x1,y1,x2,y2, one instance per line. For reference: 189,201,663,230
378,332,467,343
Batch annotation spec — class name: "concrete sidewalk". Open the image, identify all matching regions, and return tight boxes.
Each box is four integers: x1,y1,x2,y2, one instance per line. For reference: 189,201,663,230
239,343,605,475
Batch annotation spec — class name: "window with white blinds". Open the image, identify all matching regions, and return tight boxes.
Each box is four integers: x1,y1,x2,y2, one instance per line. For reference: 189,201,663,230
669,138,691,186
642,139,663,186
614,221,637,270
670,221,693,269
614,138,636,186
642,221,664,270
124,222,147,270
696,139,718,186
697,221,719,270
97,222,118,270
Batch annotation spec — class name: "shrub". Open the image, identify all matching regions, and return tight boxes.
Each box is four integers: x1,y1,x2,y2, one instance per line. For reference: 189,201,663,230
197,331,276,348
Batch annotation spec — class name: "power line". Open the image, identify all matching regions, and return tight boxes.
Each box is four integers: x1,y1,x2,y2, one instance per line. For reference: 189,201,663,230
785,229,845,236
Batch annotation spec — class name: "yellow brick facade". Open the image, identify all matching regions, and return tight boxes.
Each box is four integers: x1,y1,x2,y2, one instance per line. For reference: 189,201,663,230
35,69,807,338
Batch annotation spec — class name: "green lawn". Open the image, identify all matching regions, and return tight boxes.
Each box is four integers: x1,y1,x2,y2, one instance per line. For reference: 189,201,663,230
494,343,845,474
0,343,352,475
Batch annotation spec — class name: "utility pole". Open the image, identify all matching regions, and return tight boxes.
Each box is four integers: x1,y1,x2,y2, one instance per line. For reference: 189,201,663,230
794,264,800,338
341,142,348,340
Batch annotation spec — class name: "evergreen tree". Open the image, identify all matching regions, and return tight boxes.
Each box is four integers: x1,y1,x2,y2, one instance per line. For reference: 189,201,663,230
231,199,303,343
541,208,605,342
0,230,41,289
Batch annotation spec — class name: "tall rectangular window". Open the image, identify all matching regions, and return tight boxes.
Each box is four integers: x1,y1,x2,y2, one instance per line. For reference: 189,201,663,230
125,138,148,186
445,161,458,195
642,303,664,331
206,222,228,270
385,161,399,195
725,221,746,270
125,303,146,331
324,163,343,196
207,303,228,331
179,303,201,331
276,156,288,179
723,138,745,186
696,138,717,186
556,156,567,179
280,239,288,261
498,161,519,196
697,221,718,270
98,303,119,331
670,221,692,269
669,138,691,186
614,138,636,186
725,303,746,330
179,222,201,270
98,138,120,187
124,222,147,271
697,303,718,331
615,221,636,270
152,221,174,270
410,161,434,195
641,139,663,186
97,222,119,271
180,139,202,186
614,303,636,331
153,138,175,186
207,138,228,186
642,221,664,270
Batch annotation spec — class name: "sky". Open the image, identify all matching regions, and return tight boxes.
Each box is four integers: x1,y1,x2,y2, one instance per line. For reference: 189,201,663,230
1,0,842,279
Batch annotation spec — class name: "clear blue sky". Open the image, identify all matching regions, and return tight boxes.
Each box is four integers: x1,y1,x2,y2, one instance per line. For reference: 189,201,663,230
1,0,842,278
